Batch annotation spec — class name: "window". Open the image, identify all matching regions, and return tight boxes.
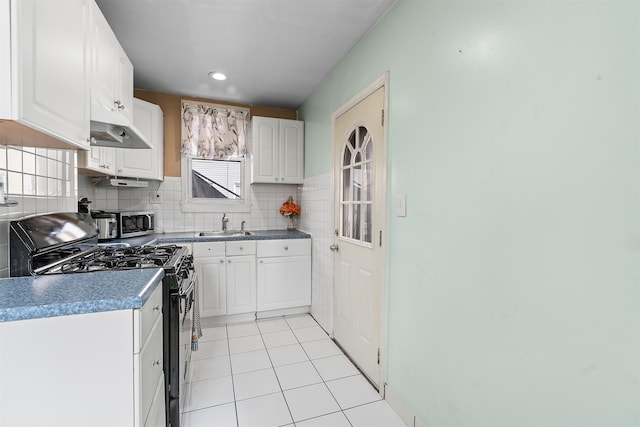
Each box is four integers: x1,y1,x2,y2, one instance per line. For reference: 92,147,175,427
340,125,374,244
180,100,251,212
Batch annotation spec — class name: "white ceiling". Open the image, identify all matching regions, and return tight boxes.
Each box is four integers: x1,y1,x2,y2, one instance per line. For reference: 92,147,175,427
95,0,397,109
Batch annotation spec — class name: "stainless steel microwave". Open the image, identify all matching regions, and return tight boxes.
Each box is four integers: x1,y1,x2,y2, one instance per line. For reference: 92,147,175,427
117,211,154,238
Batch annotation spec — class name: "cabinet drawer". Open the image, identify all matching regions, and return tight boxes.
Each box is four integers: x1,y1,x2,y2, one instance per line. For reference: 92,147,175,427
226,240,256,256
257,239,311,257
134,284,163,353
193,241,225,257
137,315,163,427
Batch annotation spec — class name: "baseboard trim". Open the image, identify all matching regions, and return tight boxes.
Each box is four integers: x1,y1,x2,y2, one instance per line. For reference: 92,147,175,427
384,383,425,427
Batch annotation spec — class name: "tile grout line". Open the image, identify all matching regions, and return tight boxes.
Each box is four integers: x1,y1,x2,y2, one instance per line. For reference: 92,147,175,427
257,316,297,426
284,315,356,427
187,315,381,426
225,324,241,427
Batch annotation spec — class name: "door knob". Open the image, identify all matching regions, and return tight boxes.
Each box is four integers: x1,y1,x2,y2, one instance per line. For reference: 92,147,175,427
330,244,339,252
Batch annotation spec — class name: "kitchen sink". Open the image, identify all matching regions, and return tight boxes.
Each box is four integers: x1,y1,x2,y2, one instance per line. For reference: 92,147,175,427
197,230,253,237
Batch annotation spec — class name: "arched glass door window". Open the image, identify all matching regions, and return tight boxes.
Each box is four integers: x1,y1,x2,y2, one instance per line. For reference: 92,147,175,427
341,125,374,244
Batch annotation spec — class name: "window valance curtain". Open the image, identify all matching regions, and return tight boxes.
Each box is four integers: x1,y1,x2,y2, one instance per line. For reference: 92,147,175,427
181,100,248,160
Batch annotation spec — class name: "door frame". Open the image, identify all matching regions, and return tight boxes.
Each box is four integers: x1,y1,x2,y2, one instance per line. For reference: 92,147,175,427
330,72,389,392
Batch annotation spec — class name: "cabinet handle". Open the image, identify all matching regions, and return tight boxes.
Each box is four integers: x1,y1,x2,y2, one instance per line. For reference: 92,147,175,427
260,260,263,263
153,305,161,312
284,246,288,251
228,260,231,263
219,259,224,263
153,360,161,367
239,247,243,250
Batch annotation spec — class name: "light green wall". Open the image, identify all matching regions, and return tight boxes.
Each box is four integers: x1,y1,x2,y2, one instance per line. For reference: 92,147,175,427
299,1,640,425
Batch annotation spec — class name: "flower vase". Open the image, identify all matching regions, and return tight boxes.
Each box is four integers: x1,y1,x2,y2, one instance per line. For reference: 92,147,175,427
287,215,297,230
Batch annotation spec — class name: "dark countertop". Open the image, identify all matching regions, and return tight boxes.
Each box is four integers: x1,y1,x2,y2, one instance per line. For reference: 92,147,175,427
0,269,164,322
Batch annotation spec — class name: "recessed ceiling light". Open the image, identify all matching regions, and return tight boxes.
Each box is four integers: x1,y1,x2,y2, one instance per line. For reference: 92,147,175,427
208,71,227,81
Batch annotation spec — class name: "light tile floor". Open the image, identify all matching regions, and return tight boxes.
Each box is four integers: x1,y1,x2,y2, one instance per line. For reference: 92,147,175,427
180,314,406,427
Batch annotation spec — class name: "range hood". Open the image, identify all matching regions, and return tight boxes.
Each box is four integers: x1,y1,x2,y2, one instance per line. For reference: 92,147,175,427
89,90,152,149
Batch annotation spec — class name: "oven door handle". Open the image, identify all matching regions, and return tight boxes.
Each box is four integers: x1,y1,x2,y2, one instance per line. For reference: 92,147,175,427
179,279,195,299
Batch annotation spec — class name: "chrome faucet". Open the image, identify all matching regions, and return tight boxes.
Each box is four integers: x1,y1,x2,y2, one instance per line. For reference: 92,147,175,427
221,213,229,231
241,220,246,232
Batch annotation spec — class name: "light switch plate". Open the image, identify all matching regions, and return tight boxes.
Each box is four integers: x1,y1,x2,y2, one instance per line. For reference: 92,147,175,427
396,193,407,217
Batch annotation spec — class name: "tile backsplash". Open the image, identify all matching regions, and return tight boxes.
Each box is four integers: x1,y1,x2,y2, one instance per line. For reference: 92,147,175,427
0,145,78,277
298,172,333,332
78,175,301,232
7,169,334,334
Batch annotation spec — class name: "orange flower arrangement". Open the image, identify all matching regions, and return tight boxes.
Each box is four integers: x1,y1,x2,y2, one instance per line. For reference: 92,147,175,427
279,196,301,217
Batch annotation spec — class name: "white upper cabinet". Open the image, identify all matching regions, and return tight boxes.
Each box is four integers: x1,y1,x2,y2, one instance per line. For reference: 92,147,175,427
80,98,164,179
251,116,304,184
0,0,91,150
89,0,133,123
114,98,164,180
0,0,11,119
79,145,115,174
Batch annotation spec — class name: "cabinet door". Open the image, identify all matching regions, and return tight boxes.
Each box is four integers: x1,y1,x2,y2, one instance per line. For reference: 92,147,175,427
102,146,115,173
144,374,166,427
89,1,118,107
279,119,304,184
115,98,163,180
251,116,279,183
226,255,257,315
257,255,311,311
136,314,164,427
16,0,90,149
79,146,115,174
84,146,102,170
116,47,134,123
0,0,11,118
195,256,226,317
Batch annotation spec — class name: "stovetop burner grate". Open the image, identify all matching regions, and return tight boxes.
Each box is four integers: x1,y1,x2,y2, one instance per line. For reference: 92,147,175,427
44,244,185,274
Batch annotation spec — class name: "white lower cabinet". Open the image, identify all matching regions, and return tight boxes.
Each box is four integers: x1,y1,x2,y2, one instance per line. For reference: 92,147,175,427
193,241,257,317
0,284,165,427
257,239,311,311
195,252,227,317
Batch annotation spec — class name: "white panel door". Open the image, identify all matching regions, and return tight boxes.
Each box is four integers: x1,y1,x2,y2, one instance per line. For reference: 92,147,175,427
257,255,311,311
116,47,134,122
89,1,117,106
226,255,257,315
116,98,163,180
195,256,226,317
251,116,279,183
16,0,89,148
280,119,304,184
0,0,11,119
332,85,386,388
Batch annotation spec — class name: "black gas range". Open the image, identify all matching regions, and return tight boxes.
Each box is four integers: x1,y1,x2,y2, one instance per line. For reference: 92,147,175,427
9,212,196,427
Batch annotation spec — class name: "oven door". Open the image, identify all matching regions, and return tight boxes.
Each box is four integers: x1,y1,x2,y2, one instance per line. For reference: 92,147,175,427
178,270,196,383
